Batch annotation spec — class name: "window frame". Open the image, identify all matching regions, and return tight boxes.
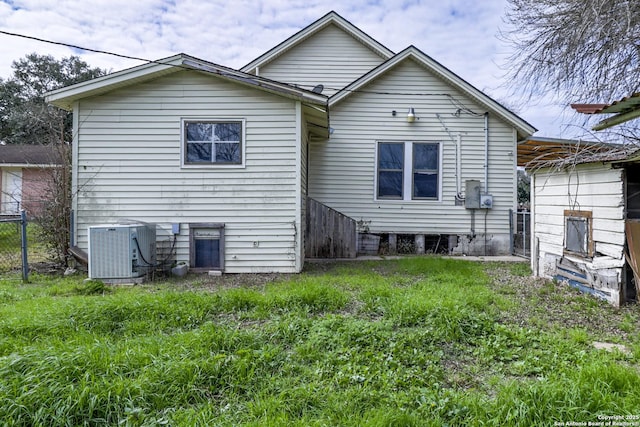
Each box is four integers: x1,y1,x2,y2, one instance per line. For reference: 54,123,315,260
376,142,405,200
181,118,246,168
563,210,593,258
375,141,441,202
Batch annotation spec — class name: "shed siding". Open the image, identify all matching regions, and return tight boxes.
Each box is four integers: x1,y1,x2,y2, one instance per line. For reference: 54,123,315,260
74,71,302,273
308,59,517,248
257,25,386,96
533,163,625,305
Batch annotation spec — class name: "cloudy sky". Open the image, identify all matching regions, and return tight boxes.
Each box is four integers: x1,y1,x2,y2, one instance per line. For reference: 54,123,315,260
0,0,585,137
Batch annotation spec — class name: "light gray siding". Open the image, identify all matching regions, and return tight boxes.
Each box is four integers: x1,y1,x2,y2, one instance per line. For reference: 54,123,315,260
73,71,303,273
257,25,386,96
532,163,625,305
309,59,517,251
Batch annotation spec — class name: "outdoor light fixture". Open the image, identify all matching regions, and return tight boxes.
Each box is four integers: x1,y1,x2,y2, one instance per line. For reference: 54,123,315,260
407,108,416,123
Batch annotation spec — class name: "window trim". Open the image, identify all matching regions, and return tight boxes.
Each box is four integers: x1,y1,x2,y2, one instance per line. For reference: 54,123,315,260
563,210,593,258
180,118,246,168
376,142,405,200
374,141,442,202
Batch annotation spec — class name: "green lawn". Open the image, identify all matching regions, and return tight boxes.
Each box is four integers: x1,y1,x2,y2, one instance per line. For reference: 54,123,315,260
0,258,639,426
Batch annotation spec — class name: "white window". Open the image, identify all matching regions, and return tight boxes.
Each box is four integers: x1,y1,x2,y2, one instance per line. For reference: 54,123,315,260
564,210,593,257
376,141,440,201
182,120,244,167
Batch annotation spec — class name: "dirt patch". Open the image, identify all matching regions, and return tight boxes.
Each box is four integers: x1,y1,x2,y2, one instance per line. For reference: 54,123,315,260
485,263,640,342
167,271,292,291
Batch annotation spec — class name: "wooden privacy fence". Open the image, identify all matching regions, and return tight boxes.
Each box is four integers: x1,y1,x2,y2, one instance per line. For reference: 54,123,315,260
305,198,357,258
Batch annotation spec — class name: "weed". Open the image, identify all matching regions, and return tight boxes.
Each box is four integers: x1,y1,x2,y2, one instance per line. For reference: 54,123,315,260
0,257,638,426
619,313,636,333
73,279,109,295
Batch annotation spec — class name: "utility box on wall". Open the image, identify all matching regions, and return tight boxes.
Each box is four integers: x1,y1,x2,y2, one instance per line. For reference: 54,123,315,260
480,194,493,209
465,180,481,209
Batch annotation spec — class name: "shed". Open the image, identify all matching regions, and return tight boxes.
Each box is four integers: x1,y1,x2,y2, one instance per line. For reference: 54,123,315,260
522,137,640,305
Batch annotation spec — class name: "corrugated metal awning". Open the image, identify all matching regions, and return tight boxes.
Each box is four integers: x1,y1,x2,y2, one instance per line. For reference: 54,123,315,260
517,136,634,168
571,93,640,130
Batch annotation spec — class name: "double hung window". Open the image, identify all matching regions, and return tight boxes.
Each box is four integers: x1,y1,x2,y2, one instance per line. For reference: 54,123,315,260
377,141,440,200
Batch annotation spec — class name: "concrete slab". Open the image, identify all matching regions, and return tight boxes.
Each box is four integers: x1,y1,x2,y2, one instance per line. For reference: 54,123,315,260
442,255,528,262
307,255,528,263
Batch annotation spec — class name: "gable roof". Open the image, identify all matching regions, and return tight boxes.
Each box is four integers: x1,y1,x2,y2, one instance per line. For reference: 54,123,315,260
240,11,394,74
46,53,328,111
0,144,63,166
329,46,537,139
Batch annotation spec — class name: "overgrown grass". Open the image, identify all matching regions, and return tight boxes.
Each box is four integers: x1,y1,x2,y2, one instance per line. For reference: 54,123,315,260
0,258,639,426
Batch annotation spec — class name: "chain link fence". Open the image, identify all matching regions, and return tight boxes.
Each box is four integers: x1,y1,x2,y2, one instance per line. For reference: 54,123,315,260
0,211,29,282
510,208,531,258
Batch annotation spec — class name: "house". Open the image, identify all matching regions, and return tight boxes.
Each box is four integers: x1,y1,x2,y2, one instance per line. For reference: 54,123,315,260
520,136,640,306
0,144,62,216
45,11,536,275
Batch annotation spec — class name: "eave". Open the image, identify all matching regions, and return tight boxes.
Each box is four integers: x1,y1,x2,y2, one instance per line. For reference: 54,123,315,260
45,54,186,111
45,53,329,138
46,54,328,110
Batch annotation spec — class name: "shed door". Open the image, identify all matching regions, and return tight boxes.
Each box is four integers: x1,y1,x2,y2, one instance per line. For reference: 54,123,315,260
1,168,22,214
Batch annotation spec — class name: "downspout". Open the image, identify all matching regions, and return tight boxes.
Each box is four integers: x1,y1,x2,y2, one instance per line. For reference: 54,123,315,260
483,112,489,256
456,133,462,199
484,112,489,193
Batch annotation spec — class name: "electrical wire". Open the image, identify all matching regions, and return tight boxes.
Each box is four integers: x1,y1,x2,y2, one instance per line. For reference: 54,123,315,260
133,234,177,268
0,29,480,104
0,30,161,65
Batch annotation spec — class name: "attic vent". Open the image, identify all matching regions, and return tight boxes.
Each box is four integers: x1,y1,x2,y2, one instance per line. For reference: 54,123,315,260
312,84,324,94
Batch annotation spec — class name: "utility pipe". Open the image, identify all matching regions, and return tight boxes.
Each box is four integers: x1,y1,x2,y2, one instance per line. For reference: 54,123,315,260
484,112,489,193
456,133,462,199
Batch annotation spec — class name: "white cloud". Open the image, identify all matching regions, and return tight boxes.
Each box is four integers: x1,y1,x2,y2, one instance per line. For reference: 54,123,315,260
0,0,576,137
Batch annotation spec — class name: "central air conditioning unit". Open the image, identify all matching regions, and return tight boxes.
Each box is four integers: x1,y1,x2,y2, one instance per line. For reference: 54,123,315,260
88,223,156,282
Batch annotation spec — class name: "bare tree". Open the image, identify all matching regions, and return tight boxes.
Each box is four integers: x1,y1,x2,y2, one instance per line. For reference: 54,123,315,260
32,141,71,266
501,0,640,136
0,54,106,267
